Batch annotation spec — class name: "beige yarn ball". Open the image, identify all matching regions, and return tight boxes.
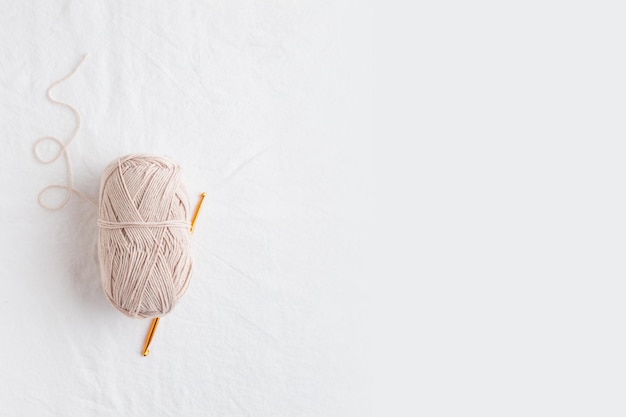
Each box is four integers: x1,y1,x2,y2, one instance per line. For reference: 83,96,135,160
97,154,193,318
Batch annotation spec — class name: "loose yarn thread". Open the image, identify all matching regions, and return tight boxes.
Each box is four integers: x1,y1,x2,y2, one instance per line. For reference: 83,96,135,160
33,54,97,210
35,55,194,319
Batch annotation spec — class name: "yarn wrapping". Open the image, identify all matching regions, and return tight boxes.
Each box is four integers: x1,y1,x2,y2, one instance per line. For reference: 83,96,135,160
97,154,193,318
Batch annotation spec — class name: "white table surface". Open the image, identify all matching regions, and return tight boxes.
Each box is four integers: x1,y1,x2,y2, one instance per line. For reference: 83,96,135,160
0,1,372,415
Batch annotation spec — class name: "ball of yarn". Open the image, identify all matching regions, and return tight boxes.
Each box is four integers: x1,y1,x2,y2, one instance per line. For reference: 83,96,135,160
97,154,193,318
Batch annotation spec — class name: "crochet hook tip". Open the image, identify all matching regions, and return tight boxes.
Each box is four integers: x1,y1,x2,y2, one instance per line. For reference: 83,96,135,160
190,192,207,234
142,317,160,357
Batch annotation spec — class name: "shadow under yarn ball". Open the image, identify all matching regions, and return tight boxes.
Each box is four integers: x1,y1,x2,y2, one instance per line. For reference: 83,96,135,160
97,154,193,319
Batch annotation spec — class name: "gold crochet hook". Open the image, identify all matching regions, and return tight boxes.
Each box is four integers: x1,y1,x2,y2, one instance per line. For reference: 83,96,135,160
142,317,160,356
190,192,207,234
142,192,207,356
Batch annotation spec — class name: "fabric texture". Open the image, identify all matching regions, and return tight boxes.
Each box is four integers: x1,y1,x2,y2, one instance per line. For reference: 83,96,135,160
0,1,371,416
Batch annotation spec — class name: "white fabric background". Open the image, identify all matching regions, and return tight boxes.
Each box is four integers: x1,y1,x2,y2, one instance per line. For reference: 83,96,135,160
0,1,372,416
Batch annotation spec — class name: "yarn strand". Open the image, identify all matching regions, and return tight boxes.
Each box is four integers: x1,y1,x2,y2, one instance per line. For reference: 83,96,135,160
34,54,97,210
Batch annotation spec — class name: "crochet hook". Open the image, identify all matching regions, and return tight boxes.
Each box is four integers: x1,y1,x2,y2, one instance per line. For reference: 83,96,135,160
143,192,207,356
